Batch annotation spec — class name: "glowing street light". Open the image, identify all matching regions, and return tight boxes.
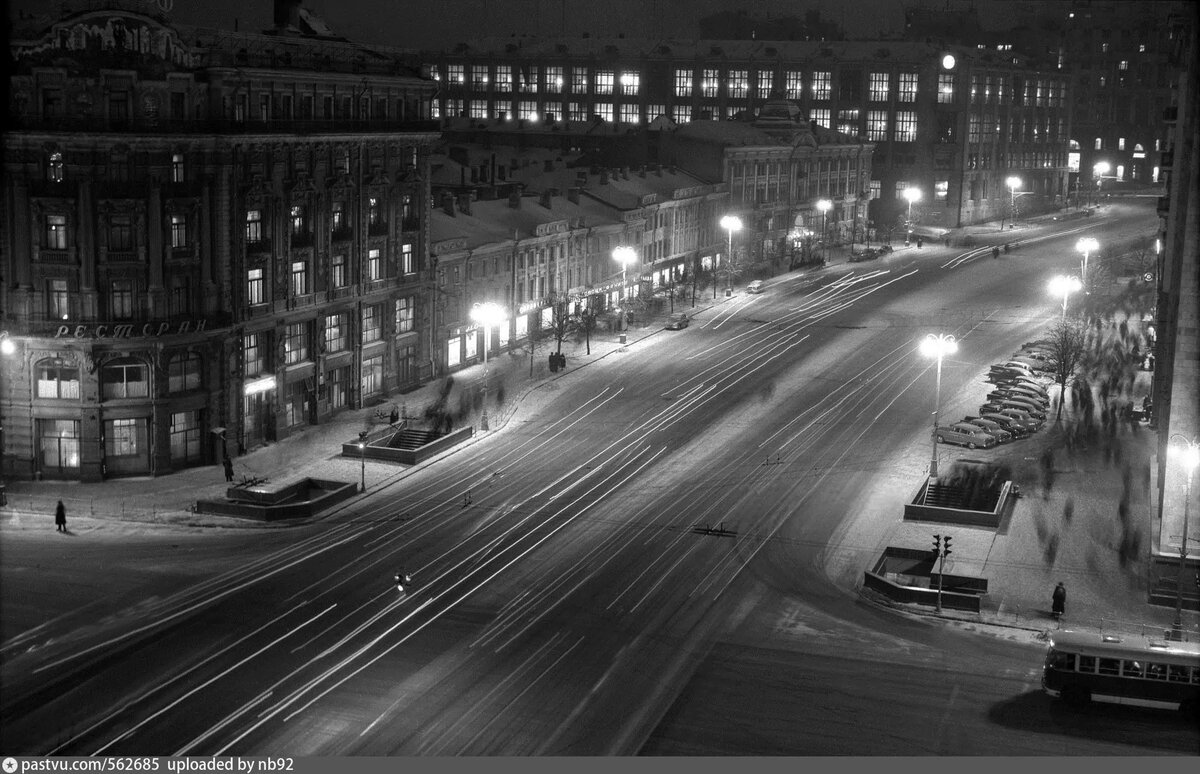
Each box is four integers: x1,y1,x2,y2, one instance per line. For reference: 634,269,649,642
357,430,368,492
612,245,636,300
470,301,505,432
1005,176,1022,229
1076,237,1099,285
1049,275,1082,320
902,188,921,225
1169,435,1199,636
919,333,958,481
1093,161,1112,206
720,214,742,293
816,199,832,261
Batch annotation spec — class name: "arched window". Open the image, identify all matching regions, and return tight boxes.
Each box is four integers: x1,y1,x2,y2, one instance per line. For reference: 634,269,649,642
35,358,80,399
48,151,64,182
1094,137,1102,150
168,352,202,392
102,357,149,399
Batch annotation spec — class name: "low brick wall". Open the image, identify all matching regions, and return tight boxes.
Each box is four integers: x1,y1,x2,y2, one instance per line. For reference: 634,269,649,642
862,570,983,613
196,478,357,521
341,425,474,465
863,546,986,612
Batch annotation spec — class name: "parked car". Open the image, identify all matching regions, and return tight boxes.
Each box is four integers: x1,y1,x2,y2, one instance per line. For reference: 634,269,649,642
981,407,1042,433
665,312,689,330
992,395,1047,419
1001,384,1050,404
961,416,1013,443
990,373,1049,391
937,422,999,449
992,361,1036,378
973,413,1031,438
849,248,879,263
746,280,766,294
989,366,1034,383
988,386,1049,406
1009,354,1055,373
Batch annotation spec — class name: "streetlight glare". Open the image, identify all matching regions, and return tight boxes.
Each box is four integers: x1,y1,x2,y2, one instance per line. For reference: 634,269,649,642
1049,275,1083,295
1094,161,1111,175
902,188,921,204
470,301,504,327
0,338,14,356
919,333,957,358
1006,176,1022,190
1173,438,1200,470
720,214,743,232
1076,237,1099,254
816,199,832,212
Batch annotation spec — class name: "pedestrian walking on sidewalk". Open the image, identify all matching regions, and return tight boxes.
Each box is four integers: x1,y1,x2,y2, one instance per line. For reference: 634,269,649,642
1051,582,1066,618
55,500,67,532
992,246,1000,259
222,455,234,483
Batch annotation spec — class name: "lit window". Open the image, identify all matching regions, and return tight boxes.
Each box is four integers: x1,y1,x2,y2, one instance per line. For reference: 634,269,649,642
48,151,64,182
471,64,489,89
702,69,719,98
168,352,202,392
290,205,308,238
170,214,188,248
674,68,693,97
756,70,773,98
545,66,563,92
395,296,415,333
361,304,381,344
1119,60,1128,70
243,333,263,376
367,248,382,281
937,73,955,103
36,358,80,399
811,71,831,100
447,64,464,84
1095,137,1102,150
247,268,265,305
170,411,202,462
368,197,382,227
869,72,889,101
331,201,346,233
245,210,263,243
571,67,588,93
866,111,888,141
1118,137,1125,150
495,65,513,92
595,70,614,95
810,108,830,128
290,260,308,296
171,153,185,183
784,70,803,99
935,181,948,201
619,104,639,124
897,73,918,102
46,214,68,250
1139,44,1146,53
102,359,149,399
324,312,349,353
106,418,143,456
728,70,749,98
620,70,641,95
284,322,309,364
894,111,917,141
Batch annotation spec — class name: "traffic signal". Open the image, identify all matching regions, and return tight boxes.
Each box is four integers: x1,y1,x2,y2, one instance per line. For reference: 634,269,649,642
932,534,941,556
943,535,953,558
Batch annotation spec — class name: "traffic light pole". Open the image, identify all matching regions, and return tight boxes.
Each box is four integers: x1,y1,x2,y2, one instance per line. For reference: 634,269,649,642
933,533,952,613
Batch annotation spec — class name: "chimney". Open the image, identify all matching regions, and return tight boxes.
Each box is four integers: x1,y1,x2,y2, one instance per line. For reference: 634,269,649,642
539,190,552,209
457,193,472,215
599,170,609,185
441,192,455,217
274,0,301,30
567,187,581,204
508,191,522,209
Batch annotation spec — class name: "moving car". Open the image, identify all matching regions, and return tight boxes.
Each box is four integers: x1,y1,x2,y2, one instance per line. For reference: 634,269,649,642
961,416,1013,443
747,280,766,294
937,422,999,449
665,312,689,330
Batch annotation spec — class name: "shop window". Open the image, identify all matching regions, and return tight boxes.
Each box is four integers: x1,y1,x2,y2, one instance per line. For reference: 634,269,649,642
36,358,80,399
39,419,80,471
106,417,145,457
168,352,202,392
102,358,149,399
170,411,202,463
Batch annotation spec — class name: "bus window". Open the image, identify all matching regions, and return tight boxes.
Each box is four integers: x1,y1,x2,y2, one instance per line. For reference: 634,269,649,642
1167,665,1191,683
1122,660,1143,678
1078,655,1096,673
1098,658,1121,676
1146,662,1168,680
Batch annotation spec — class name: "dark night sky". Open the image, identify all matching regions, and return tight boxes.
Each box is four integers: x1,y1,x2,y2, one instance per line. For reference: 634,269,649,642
8,0,1050,48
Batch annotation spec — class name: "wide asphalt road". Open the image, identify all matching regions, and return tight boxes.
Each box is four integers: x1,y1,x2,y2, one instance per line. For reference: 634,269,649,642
4,201,1190,755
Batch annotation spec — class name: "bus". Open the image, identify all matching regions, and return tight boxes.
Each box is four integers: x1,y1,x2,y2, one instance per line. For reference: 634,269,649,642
1042,630,1200,714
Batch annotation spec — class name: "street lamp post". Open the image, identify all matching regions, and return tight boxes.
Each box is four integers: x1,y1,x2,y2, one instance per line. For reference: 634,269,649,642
1093,161,1111,207
816,199,832,263
1005,176,1022,230
720,214,742,293
470,301,504,432
358,430,368,492
1049,275,1082,321
1076,237,1098,287
902,188,920,227
612,246,636,301
1170,436,1199,637
919,333,958,481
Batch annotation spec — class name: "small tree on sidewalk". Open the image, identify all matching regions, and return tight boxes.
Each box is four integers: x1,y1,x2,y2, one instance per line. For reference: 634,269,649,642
549,298,574,355
1046,318,1088,420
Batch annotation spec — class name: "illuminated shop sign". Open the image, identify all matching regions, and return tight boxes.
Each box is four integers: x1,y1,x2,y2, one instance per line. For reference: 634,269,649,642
53,320,208,339
243,376,277,395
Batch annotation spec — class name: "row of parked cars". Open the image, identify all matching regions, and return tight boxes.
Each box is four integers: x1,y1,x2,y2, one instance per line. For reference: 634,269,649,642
937,341,1057,450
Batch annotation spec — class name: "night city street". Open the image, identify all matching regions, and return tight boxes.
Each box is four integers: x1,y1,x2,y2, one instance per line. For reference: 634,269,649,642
3,0,1199,760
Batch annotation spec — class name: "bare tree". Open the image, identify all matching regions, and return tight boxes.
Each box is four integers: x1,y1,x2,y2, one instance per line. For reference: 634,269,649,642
549,299,573,355
1045,319,1088,420
574,308,598,355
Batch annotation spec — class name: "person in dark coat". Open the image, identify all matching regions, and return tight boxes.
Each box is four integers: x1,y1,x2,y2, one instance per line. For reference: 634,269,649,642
55,500,67,532
222,455,234,483
1052,582,1066,617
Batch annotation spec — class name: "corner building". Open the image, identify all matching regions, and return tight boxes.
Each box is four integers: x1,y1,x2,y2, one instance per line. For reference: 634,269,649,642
0,1,438,481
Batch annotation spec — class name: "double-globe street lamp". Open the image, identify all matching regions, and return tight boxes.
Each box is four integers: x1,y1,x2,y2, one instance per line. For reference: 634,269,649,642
1076,237,1099,286
1049,275,1083,321
816,199,832,262
1169,435,1200,636
470,301,505,432
919,333,958,481
902,188,921,226
720,214,742,294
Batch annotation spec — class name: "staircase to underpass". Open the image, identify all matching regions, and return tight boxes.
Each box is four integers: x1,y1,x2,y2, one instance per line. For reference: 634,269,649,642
388,428,440,450
922,483,967,509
